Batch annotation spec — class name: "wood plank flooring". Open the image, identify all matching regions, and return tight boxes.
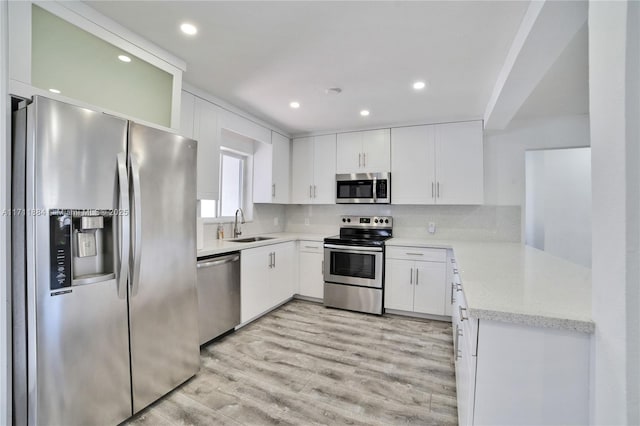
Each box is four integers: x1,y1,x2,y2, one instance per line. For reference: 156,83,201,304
124,300,457,426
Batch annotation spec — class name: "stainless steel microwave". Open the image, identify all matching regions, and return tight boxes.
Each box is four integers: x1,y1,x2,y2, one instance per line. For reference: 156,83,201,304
335,172,390,204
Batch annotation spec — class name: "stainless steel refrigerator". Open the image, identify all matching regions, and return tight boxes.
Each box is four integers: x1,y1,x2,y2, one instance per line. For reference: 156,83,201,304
12,96,200,425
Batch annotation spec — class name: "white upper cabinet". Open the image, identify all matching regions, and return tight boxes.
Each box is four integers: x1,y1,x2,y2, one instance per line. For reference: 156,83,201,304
313,134,338,203
291,137,314,204
336,132,362,173
391,125,436,204
179,91,195,139
435,121,484,205
391,121,484,205
336,129,391,173
253,131,291,204
193,97,221,200
291,135,336,204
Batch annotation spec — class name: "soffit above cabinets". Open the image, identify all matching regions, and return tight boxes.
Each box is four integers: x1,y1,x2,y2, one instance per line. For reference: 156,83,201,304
87,1,529,134
514,24,589,120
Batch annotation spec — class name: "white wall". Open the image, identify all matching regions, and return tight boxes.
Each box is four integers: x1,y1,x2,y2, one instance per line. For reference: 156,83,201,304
589,1,640,424
525,148,592,267
484,114,590,241
525,151,545,250
1,0,11,423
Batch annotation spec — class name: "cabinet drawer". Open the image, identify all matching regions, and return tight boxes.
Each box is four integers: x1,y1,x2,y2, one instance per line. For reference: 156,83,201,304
298,241,323,253
386,246,447,262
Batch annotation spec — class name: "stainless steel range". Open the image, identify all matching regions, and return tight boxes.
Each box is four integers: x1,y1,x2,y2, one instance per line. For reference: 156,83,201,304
323,215,393,315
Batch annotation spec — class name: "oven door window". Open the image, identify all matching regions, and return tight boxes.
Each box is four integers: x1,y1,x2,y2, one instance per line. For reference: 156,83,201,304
337,180,374,200
330,251,376,279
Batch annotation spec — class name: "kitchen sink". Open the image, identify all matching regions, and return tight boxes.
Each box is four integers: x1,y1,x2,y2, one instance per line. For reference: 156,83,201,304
230,236,276,243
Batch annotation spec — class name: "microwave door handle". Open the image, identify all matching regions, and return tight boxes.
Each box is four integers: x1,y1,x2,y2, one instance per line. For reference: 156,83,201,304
373,177,377,202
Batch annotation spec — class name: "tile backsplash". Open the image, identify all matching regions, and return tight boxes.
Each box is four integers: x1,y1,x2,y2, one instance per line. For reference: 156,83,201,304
201,203,521,247
201,204,286,245
285,204,521,242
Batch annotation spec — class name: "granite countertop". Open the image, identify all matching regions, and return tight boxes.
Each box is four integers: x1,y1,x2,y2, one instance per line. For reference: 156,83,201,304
197,232,327,258
387,238,594,333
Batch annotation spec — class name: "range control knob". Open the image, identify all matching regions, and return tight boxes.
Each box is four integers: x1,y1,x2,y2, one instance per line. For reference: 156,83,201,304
374,219,379,224
347,218,351,223
342,218,346,222
385,219,389,224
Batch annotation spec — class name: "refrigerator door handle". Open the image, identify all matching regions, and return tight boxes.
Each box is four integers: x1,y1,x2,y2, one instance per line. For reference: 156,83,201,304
130,154,143,296
117,153,130,299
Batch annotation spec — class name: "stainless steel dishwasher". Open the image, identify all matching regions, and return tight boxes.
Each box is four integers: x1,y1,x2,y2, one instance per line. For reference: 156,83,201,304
196,252,241,345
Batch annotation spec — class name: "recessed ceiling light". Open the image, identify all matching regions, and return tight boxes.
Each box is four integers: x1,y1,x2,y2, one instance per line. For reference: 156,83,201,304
360,110,370,117
49,88,61,94
413,81,427,90
290,101,300,109
180,23,198,36
118,55,132,63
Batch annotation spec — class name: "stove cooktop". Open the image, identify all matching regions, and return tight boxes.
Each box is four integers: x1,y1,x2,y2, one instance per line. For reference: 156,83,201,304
324,215,393,247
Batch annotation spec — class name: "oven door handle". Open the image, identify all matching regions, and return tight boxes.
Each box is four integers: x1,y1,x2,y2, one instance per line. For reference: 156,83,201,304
324,244,384,253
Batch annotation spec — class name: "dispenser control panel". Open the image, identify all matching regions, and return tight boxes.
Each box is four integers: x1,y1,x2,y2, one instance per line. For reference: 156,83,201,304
49,213,72,290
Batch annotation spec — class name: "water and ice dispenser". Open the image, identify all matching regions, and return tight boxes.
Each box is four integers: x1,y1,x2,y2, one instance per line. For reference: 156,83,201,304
49,210,116,290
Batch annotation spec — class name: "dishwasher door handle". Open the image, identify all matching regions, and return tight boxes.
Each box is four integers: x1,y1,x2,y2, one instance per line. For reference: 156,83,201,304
197,254,240,269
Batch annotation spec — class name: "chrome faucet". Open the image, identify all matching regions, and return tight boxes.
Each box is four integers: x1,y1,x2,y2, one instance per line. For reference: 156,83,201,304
233,208,245,238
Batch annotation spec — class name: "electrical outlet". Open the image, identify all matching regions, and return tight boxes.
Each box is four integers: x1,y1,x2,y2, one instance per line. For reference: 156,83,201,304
273,217,279,227
304,217,310,226
428,222,436,234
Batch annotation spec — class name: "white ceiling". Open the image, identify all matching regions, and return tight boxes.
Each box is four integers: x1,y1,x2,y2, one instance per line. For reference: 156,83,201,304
515,24,589,120
88,1,530,135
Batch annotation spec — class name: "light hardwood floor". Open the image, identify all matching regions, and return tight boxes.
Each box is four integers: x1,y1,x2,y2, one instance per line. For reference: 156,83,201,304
125,300,457,426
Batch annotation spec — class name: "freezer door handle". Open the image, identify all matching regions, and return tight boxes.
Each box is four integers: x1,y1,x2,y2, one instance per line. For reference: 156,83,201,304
116,152,130,299
130,154,143,296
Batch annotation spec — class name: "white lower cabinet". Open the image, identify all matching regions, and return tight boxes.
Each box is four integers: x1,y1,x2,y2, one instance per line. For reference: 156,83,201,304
297,241,324,299
385,246,447,315
241,242,295,323
453,280,590,426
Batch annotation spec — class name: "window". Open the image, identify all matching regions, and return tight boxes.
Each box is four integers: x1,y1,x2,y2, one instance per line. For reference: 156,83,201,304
200,148,249,220
219,150,245,216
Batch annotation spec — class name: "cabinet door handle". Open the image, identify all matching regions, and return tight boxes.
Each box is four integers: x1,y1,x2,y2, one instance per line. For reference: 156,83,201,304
314,185,317,198
450,282,455,304
431,182,435,198
272,183,276,197
410,268,413,284
273,252,276,268
358,153,362,168
268,252,273,268
415,269,419,285
437,182,440,198
363,152,366,167
459,306,468,321
406,252,424,256
304,245,319,249
309,185,313,199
